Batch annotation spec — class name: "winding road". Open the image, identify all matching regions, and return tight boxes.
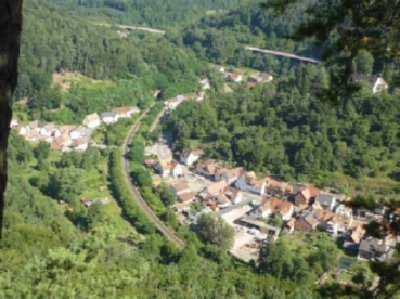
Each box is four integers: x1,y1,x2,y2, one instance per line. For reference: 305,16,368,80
246,47,320,64
121,108,185,249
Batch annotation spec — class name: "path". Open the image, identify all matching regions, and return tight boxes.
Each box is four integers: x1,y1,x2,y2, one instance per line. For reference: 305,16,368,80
246,47,320,64
121,107,185,249
95,23,165,35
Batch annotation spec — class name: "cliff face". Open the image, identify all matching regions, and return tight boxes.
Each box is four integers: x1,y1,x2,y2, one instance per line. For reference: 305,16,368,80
0,0,23,237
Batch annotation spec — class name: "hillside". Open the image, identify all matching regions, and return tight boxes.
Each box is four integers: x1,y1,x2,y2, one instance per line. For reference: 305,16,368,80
16,0,206,119
48,0,244,27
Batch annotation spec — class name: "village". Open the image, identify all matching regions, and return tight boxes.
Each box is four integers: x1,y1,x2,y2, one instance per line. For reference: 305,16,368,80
10,105,141,152
144,143,398,263
10,64,394,265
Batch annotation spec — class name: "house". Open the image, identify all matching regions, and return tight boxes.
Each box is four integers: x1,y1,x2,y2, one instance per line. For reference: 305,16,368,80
82,113,101,129
258,197,294,221
101,112,118,124
206,181,228,196
234,172,266,195
227,73,243,83
70,127,88,140
180,149,204,166
335,204,353,218
39,123,55,137
315,193,339,211
285,218,296,234
178,192,196,203
295,213,320,232
224,186,243,205
215,66,225,73
318,210,352,236
260,73,273,82
265,178,293,197
348,74,388,94
170,181,190,196
112,106,140,119
10,118,18,128
196,160,219,180
350,224,366,244
171,162,185,179
73,138,89,152
215,167,244,185
81,198,94,207
294,189,311,206
358,237,394,261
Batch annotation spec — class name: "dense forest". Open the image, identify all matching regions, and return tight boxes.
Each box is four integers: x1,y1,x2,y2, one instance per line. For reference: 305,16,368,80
17,0,206,120
49,0,243,27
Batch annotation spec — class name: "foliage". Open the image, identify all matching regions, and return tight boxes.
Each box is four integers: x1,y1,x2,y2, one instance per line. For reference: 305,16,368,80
196,213,234,251
165,76,400,195
109,149,156,234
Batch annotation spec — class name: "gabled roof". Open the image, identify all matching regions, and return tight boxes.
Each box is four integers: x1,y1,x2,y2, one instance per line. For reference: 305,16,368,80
260,198,293,215
207,181,228,195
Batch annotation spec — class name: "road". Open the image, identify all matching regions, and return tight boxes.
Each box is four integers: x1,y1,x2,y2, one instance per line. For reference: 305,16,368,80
95,23,165,35
246,47,320,64
121,108,185,249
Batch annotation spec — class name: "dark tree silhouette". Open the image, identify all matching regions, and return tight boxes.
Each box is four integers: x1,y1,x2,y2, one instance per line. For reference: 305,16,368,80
0,0,23,237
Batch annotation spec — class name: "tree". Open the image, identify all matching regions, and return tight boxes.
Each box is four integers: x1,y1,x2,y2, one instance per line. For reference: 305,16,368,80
196,213,234,250
353,50,374,75
47,167,85,204
34,141,50,161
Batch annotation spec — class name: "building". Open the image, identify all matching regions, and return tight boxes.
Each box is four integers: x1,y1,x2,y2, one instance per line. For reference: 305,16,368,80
178,192,196,203
358,237,394,261
315,193,339,211
295,215,320,232
196,160,219,180
82,113,101,129
235,172,266,195
215,167,244,185
112,106,140,119
335,204,353,218
349,74,388,94
180,149,204,166
318,210,352,236
227,73,243,83
294,189,311,206
101,112,118,124
258,197,294,221
265,177,293,197
206,181,228,196
224,186,243,205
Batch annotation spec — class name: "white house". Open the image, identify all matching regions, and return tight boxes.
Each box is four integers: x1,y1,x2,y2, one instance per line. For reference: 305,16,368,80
234,172,266,195
101,112,118,124
10,118,18,128
82,113,101,129
227,73,243,83
335,204,353,218
349,74,388,94
371,77,388,94
180,149,204,166
39,124,55,137
315,193,338,211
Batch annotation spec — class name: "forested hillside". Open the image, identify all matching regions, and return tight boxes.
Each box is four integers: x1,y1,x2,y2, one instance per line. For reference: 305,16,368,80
172,1,317,69
49,0,243,27
17,0,205,119
166,67,400,198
